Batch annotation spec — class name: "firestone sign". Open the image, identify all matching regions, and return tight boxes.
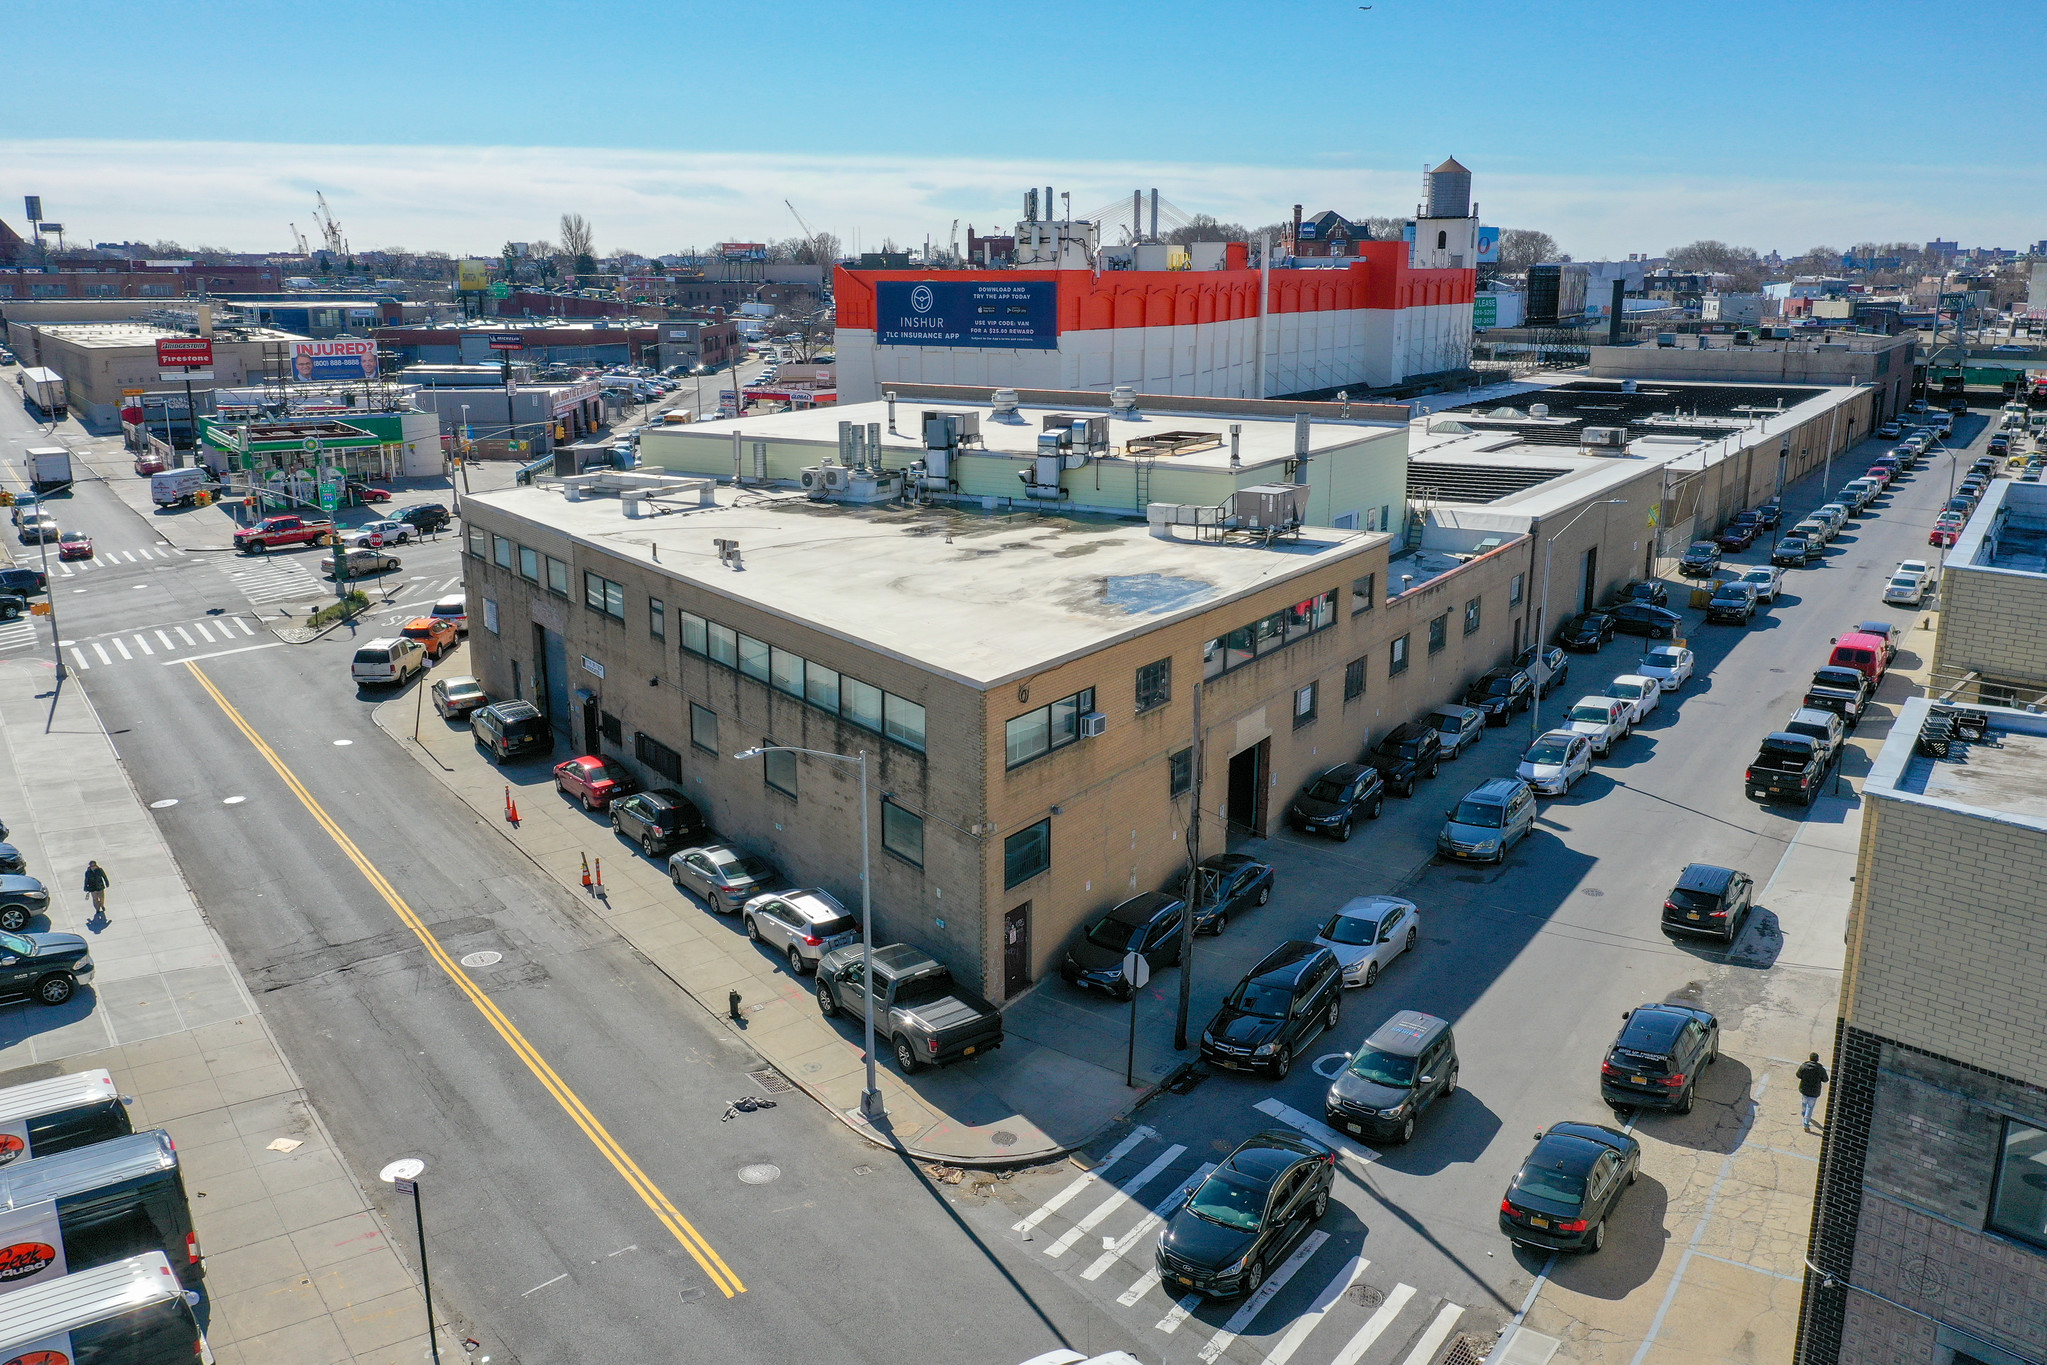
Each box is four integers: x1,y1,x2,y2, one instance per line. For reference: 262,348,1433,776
154,338,213,368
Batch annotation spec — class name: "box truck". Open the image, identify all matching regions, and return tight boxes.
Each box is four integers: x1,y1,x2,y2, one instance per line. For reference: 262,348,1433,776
16,369,65,419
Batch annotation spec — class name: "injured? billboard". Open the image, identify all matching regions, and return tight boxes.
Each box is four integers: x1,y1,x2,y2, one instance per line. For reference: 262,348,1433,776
291,339,378,383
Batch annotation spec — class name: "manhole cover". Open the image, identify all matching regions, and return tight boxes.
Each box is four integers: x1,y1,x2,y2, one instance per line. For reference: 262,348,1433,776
990,1130,1018,1147
746,1068,793,1094
149,799,178,809
1347,1282,1384,1308
737,1164,781,1185
460,951,503,968
678,1285,705,1304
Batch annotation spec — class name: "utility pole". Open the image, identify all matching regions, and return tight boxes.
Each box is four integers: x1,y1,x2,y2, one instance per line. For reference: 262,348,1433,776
1174,678,1203,1051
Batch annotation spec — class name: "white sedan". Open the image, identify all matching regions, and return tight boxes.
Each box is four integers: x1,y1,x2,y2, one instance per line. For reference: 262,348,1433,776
341,519,415,548
1564,695,1631,756
1606,673,1662,725
1638,644,1696,692
1738,565,1784,603
1312,895,1420,988
1883,573,1927,606
1517,730,1593,796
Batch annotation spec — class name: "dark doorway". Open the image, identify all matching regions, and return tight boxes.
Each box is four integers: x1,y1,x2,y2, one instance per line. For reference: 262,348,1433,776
1579,545,1599,614
581,696,601,755
1226,739,1269,838
1003,904,1031,997
1512,616,1523,657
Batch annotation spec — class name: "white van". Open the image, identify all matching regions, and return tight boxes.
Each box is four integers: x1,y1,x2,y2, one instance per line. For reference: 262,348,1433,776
149,468,216,508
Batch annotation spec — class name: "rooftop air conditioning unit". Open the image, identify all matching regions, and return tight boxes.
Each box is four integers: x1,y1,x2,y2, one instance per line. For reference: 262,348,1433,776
1581,427,1627,448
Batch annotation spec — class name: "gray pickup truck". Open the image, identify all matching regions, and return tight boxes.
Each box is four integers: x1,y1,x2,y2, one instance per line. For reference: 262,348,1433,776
814,943,1003,1073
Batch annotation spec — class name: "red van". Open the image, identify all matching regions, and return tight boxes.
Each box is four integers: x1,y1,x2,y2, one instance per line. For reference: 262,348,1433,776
1827,631,1890,684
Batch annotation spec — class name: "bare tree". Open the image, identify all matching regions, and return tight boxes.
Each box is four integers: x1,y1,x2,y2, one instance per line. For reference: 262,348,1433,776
1790,245,1842,276
1165,214,1250,246
1496,229,1560,271
1665,240,1766,290
558,213,596,275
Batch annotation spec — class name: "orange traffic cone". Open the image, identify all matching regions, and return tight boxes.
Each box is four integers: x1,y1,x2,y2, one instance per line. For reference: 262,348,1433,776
581,854,592,890
508,793,520,825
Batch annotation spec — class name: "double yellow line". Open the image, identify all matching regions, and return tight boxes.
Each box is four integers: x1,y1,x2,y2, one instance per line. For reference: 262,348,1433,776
184,663,744,1298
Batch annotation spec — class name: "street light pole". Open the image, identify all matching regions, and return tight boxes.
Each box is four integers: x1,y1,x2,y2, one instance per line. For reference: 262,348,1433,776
734,744,883,1122
1529,499,1628,740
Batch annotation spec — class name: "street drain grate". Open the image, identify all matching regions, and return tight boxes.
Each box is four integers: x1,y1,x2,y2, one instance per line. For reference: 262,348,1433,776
737,1164,781,1185
990,1130,1018,1147
1440,1334,1489,1365
747,1068,793,1094
1161,1067,1209,1095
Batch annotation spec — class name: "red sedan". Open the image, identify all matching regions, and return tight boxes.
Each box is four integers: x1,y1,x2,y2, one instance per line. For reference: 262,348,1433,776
1929,525,1960,547
1865,465,1894,486
553,755,640,811
57,531,93,561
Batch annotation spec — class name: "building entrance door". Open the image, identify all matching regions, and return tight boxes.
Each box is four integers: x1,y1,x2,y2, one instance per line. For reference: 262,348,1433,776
1226,739,1269,838
582,696,601,755
1003,904,1031,997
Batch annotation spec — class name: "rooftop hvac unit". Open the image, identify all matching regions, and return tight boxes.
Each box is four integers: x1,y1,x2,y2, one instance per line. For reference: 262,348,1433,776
1581,426,1627,449
1232,483,1308,532
922,410,979,448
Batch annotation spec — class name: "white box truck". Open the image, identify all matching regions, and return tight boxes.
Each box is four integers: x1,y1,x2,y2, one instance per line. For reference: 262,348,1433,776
149,467,217,507
27,447,72,492
17,368,66,419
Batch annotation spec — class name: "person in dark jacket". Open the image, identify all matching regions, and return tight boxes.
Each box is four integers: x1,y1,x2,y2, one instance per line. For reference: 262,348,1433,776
1797,1052,1829,1131
83,861,110,921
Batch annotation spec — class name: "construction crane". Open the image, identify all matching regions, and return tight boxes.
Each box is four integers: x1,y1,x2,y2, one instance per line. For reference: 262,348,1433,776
784,199,827,268
313,192,347,257
288,223,309,256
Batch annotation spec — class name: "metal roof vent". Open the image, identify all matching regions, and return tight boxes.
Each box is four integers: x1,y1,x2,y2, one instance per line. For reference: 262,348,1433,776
990,388,1021,418
1530,403,1550,418
1110,385,1139,416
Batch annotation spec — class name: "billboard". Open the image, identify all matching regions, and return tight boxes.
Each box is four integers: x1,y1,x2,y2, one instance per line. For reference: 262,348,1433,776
487,333,525,351
456,259,490,292
876,280,1058,350
290,339,378,382
155,338,213,369
718,242,768,261
1475,226,1500,264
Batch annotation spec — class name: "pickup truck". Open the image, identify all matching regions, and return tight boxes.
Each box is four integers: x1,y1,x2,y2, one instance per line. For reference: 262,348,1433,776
233,515,334,554
814,942,1003,1072
1805,666,1874,728
1746,732,1829,806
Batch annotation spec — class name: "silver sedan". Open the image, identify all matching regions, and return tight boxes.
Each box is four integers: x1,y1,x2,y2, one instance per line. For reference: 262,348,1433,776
1312,895,1420,988
668,843,779,914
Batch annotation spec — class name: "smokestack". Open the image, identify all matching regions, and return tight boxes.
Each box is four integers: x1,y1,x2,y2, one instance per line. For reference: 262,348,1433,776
1293,413,1311,483
1133,190,1142,243
1150,189,1159,243
1046,187,1054,220
1292,204,1302,253
1608,278,1624,345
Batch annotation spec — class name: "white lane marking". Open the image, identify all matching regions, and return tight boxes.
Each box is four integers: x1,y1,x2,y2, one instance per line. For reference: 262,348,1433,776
1396,1302,1466,1365
439,575,461,591
1258,1255,1367,1365
521,1272,567,1295
92,642,111,664
235,617,255,636
1046,1144,1187,1258
68,648,88,670
1156,1292,1202,1334
1012,1127,1155,1235
121,550,137,562
1313,1053,1349,1078
1083,1161,1216,1282
1195,1229,1329,1361
1117,1266,1163,1307
1254,1097,1381,1166
57,565,73,578
112,638,131,660
174,626,194,646
155,630,176,650
134,635,154,656
1328,1282,1417,1365
193,621,216,643
162,642,284,665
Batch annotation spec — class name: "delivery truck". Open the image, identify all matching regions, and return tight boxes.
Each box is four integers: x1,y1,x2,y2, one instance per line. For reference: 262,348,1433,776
148,467,218,508
26,448,72,493
17,368,65,419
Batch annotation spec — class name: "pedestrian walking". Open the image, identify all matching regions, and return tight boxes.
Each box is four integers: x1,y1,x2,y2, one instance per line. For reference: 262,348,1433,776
1797,1051,1829,1131
83,861,110,922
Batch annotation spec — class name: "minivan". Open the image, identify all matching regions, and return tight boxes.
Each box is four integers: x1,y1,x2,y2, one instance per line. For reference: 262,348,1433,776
1827,631,1890,685
0,1129,202,1291
1437,778,1536,864
0,1252,204,1364
0,1069,131,1167
472,700,554,761
1324,1010,1458,1145
350,637,427,688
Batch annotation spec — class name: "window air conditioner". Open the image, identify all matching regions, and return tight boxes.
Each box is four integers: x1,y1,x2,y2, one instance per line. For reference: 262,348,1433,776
1079,711,1107,738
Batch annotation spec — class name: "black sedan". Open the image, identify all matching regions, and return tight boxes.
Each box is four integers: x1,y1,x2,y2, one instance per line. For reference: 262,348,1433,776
1600,1002,1719,1113
0,927,94,1006
1755,500,1780,528
610,788,707,857
1499,1121,1641,1253
1156,1130,1335,1298
1609,602,1683,639
1714,520,1757,550
1558,612,1614,652
0,845,23,876
1060,891,1187,998
1772,536,1818,567
1677,541,1722,578
1179,854,1273,936
1615,579,1669,608
1463,666,1533,724
1287,763,1385,841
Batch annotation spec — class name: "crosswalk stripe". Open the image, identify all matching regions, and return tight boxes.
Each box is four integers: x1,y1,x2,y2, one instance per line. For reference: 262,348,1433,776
235,617,254,636
1117,1266,1164,1308
92,643,111,665
1254,1098,1381,1167
155,630,175,650
1395,1302,1464,1365
57,564,73,578
121,551,137,563
194,622,216,643
69,648,88,670
1046,1144,1186,1258
1194,1229,1328,1361
134,635,154,656
1156,1292,1201,1334
175,627,194,646
1083,1161,1217,1282
1328,1282,1416,1365
1258,1255,1367,1365
1013,1127,1155,1235
112,638,131,660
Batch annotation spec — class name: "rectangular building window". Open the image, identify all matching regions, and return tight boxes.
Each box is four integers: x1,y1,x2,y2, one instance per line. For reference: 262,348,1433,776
493,535,514,569
1168,747,1193,798
1344,657,1366,700
678,610,708,656
1989,1116,2047,1249
468,527,487,559
1201,591,1337,680
689,703,718,754
843,677,884,732
884,694,927,751
1134,658,1172,714
763,745,797,798
1006,687,1096,768
518,546,540,582
768,647,803,698
1004,819,1051,889
546,556,569,596
805,663,840,714
707,622,738,668
1464,597,1482,636
634,733,682,781
1510,572,1525,606
1429,613,1448,654
482,597,499,634
1293,681,1318,728
1390,634,1409,675
881,801,925,867
649,597,665,640
583,572,624,620
738,634,770,682
599,711,622,745
1351,574,1375,613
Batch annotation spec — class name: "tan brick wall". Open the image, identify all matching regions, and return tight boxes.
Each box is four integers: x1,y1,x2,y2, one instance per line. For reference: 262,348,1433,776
1932,562,2047,693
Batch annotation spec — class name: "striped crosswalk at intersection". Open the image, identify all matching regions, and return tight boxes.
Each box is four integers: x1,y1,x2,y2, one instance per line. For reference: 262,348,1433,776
65,616,266,671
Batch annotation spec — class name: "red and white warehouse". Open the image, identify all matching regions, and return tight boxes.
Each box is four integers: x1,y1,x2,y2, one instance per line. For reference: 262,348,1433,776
835,180,1478,402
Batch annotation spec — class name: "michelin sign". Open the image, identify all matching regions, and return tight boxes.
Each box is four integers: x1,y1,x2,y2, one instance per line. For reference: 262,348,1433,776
876,280,1057,350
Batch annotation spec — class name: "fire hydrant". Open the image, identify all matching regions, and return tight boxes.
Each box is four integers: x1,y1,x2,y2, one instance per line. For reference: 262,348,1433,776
728,989,743,1021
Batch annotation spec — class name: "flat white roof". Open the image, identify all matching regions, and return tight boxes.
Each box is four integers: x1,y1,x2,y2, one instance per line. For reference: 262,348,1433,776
469,482,1380,687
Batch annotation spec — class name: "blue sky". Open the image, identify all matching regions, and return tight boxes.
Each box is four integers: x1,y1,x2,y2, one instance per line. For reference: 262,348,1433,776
3,0,2037,257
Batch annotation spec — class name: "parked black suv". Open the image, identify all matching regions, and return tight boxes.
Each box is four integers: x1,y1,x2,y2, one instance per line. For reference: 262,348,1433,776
1609,602,1683,639
1500,1122,1641,1253
1155,1130,1335,1299
1060,891,1188,997
610,788,707,856
396,503,453,534
1364,722,1442,797
1705,581,1758,624
1661,863,1753,942
1600,1002,1719,1113
1286,764,1385,841
1677,541,1723,578
0,568,46,596
1558,612,1615,652
1463,666,1532,724
1200,941,1342,1078
471,699,554,761
1513,644,1571,697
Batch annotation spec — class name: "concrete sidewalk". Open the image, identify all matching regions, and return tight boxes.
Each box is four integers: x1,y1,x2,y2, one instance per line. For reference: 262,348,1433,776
0,661,464,1365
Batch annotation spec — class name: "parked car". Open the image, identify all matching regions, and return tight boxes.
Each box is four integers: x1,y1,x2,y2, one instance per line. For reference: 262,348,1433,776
1706,581,1759,625
429,595,468,634
1792,516,1832,546
349,637,427,688
1517,730,1594,796
1637,644,1695,691
668,843,779,914
1781,706,1846,766
1564,695,1631,757
1883,570,1928,606
1754,500,1780,529
1609,602,1683,639
1601,1003,1720,1114
1178,854,1274,935
1677,541,1722,578
744,888,859,974
0,876,51,932
1772,535,1819,567
1804,666,1874,727
1154,1130,1335,1298
471,699,552,760
396,503,453,534
1364,722,1442,797
1311,895,1420,989
398,616,458,660
1827,629,1892,685
1286,763,1384,841
1199,941,1342,1078
1746,732,1829,806
1324,1010,1458,1145
1426,704,1487,758
1463,667,1532,724
1437,777,1537,864
0,845,25,876
0,927,95,1006
815,942,1003,1071
610,788,707,856
552,754,640,810
1714,519,1757,550
341,519,414,548
1061,891,1188,997
1605,674,1661,726
1558,612,1615,652
1614,579,1669,607
1513,644,1571,697
55,531,92,562
325,548,401,578
1661,863,1753,942
1928,519,1963,548
1500,1122,1641,1253
1736,566,1783,603
1877,421,1901,438
429,675,487,719
344,480,391,503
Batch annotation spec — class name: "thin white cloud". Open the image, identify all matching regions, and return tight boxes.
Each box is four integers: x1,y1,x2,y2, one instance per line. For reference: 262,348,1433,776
0,139,2033,260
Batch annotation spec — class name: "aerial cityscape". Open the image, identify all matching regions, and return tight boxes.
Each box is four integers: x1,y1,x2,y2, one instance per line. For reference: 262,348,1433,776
0,5,2042,1365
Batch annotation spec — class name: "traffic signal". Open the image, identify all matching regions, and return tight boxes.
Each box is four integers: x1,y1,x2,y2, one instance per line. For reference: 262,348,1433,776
0,492,13,507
